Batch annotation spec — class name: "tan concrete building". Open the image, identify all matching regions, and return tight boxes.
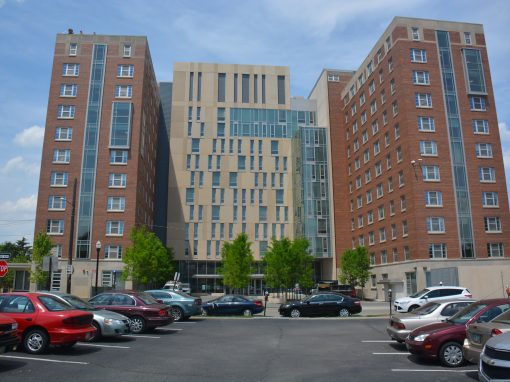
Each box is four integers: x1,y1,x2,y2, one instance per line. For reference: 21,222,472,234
34,31,160,297
310,17,510,300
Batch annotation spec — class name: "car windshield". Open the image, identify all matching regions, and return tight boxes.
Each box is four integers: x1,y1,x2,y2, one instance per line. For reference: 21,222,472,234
448,302,488,324
62,295,96,310
414,302,440,315
38,295,73,311
409,288,429,298
174,291,192,298
136,292,159,305
492,309,510,324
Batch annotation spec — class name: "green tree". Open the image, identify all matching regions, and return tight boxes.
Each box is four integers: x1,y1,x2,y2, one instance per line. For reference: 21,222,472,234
263,237,315,292
218,233,254,293
31,232,54,288
122,226,175,289
0,237,30,259
340,246,371,297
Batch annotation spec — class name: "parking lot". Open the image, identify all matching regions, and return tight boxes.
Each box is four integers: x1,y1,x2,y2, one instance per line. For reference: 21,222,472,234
0,316,478,382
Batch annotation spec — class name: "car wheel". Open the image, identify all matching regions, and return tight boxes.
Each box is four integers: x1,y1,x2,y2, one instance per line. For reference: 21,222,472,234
23,328,49,354
171,307,184,321
339,308,351,317
129,316,146,334
201,308,208,317
242,309,253,317
89,321,101,342
290,308,301,318
439,341,464,367
408,305,420,312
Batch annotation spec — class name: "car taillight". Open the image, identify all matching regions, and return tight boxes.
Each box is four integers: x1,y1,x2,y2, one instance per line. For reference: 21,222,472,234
354,301,361,305
491,328,503,336
464,293,472,298
159,309,168,317
62,317,83,326
194,299,202,305
393,321,405,330
254,300,263,307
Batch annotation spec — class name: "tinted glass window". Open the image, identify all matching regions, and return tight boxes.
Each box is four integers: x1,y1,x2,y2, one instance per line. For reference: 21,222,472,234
218,296,233,303
0,296,35,313
440,289,461,297
136,293,159,305
38,295,72,311
410,288,429,298
62,295,95,310
326,294,343,302
449,303,488,324
414,302,440,315
232,296,247,303
89,294,113,305
112,294,135,306
492,309,510,324
440,302,469,317
478,304,510,323
424,290,441,298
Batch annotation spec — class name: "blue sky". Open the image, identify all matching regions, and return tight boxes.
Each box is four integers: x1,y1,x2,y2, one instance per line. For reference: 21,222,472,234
1,0,509,245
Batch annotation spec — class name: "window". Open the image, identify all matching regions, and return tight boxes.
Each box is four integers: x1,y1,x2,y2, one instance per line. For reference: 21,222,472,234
487,243,504,257
429,244,447,258
55,127,72,141
109,102,133,148
238,156,246,171
229,172,238,188
373,140,380,155
388,176,393,191
47,219,64,235
106,221,124,235
357,195,363,209
484,217,501,232
382,110,388,125
410,48,427,63
400,195,407,211
413,71,430,85
186,188,194,204
361,111,367,125
392,101,398,116
380,90,386,104
476,143,493,158
380,248,387,262
63,63,79,76
376,183,384,198
369,80,375,95
427,217,445,233
420,141,438,156
463,49,486,93
117,65,134,78
402,220,409,236
377,204,385,220
359,93,366,106
396,146,402,162
368,232,375,245
60,84,77,97
242,74,250,103
367,210,374,225
398,171,404,187
363,149,370,163
370,99,377,114
418,116,435,132
105,245,122,259
388,57,393,72
470,96,486,111
384,132,390,147
362,130,368,144
389,200,395,215
483,192,499,207
416,93,432,108
464,32,472,45
386,154,392,169
390,79,396,94
53,149,70,164
366,190,373,204
123,44,132,57
479,167,496,182
351,103,357,116
212,206,220,221
107,196,125,212
69,43,77,56
259,206,267,222
115,85,132,98
472,120,489,134
110,150,128,164
379,69,384,83
357,215,363,228
411,27,420,40
48,196,66,210
191,138,200,154
277,75,286,105
271,140,279,156
425,191,443,207
50,171,68,186
57,105,75,119
422,165,440,181
391,224,397,240
217,73,226,102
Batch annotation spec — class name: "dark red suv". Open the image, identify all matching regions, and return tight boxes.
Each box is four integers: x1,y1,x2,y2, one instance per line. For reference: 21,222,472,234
0,313,19,353
405,298,510,367
88,291,173,334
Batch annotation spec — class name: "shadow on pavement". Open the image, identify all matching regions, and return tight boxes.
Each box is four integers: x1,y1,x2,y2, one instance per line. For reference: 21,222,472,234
0,359,26,373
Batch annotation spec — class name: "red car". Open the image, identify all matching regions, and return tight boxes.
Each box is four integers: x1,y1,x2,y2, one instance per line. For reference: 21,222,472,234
0,313,19,353
405,298,510,367
0,292,96,354
88,290,173,333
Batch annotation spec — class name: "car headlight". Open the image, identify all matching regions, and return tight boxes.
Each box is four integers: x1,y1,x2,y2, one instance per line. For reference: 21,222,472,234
413,333,429,342
104,319,123,325
11,322,18,330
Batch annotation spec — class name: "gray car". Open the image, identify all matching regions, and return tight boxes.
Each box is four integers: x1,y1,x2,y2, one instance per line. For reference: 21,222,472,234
145,289,202,321
387,299,475,342
43,291,131,341
479,330,510,382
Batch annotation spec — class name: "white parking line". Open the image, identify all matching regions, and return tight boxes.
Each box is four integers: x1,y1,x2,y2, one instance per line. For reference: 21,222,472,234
373,352,411,355
174,321,196,324
123,334,161,339
156,328,183,331
362,340,395,343
0,355,88,365
76,343,131,349
392,369,477,373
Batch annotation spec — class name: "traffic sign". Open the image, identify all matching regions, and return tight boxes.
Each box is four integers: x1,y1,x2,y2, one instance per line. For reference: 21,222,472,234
0,253,10,260
0,260,8,278
66,264,74,275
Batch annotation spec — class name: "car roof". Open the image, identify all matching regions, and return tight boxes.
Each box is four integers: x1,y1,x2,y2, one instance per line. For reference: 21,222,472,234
425,286,468,290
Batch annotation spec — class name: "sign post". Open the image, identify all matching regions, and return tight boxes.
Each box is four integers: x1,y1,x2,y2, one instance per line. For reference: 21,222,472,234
0,260,9,278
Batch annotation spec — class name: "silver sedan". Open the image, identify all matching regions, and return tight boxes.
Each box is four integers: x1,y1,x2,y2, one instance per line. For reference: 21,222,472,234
43,291,131,341
386,299,474,342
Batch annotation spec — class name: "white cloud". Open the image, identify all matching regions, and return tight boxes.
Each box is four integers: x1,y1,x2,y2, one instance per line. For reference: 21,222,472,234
0,155,40,175
0,194,37,215
499,122,510,144
13,125,45,147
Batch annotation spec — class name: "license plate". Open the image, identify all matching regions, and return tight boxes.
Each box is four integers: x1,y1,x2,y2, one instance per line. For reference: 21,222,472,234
0,346,6,354
85,332,91,340
471,333,481,343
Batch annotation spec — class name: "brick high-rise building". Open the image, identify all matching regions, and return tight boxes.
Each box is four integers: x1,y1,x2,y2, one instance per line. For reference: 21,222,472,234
34,31,160,296
310,17,510,300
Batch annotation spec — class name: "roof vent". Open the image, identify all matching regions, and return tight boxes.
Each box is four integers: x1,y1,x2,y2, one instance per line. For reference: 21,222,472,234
68,28,74,34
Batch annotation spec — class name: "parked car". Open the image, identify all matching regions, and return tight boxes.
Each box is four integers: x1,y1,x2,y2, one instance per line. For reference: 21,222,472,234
405,299,510,367
479,330,510,382
145,289,202,321
162,282,191,294
0,292,95,354
394,286,472,312
387,299,475,342
464,307,510,364
43,291,131,341
88,291,173,333
279,292,362,318
201,295,264,316
0,313,19,354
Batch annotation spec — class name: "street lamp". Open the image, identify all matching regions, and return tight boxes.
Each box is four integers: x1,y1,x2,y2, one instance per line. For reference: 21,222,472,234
59,178,77,294
95,240,101,296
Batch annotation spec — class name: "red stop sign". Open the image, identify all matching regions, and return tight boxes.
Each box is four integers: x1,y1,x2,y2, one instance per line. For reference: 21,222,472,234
0,260,8,278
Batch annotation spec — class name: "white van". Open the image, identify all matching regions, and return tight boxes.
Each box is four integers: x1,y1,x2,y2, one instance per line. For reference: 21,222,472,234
163,281,191,294
393,286,472,312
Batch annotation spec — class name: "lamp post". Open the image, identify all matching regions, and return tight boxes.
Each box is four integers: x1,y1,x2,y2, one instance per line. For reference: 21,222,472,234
95,240,101,296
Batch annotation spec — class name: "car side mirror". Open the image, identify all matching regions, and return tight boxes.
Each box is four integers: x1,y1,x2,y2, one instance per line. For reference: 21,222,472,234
156,299,164,304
